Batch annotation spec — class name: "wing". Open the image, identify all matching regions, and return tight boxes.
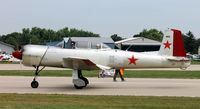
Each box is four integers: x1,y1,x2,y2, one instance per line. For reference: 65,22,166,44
63,57,111,70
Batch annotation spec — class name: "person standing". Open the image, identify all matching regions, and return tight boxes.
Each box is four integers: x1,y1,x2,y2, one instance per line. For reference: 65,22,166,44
113,68,125,81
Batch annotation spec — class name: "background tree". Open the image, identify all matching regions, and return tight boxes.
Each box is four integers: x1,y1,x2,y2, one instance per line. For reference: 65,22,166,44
196,38,200,51
183,31,198,54
0,27,100,49
133,29,163,42
0,32,21,50
110,34,123,42
1,27,199,54
30,35,40,44
57,27,69,39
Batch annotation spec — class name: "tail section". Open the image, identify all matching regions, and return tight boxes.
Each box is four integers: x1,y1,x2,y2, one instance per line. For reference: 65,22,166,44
159,29,186,57
172,29,186,57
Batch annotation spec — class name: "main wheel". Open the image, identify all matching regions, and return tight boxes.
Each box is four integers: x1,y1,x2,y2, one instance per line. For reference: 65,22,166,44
31,81,39,88
74,84,84,89
82,77,89,85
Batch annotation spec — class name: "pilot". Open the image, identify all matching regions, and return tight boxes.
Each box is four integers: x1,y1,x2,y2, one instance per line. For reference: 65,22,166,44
71,41,76,49
96,44,101,49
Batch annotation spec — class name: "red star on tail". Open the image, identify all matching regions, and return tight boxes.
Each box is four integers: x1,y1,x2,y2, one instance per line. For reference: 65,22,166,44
128,55,138,65
164,40,171,49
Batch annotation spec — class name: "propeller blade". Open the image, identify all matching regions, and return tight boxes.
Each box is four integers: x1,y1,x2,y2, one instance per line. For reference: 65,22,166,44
12,50,22,60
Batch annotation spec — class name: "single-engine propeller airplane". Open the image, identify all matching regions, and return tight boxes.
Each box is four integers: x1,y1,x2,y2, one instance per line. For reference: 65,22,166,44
12,29,191,89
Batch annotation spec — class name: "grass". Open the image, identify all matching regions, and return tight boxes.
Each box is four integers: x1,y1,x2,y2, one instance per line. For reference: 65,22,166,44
0,70,200,79
191,60,200,64
0,70,73,77
0,94,200,109
124,70,200,79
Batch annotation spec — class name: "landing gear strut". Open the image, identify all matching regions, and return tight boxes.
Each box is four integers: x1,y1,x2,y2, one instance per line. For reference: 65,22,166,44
72,70,89,89
31,66,45,88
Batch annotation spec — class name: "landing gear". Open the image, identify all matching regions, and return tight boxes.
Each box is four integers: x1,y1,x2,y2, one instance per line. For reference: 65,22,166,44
31,80,39,88
31,66,45,88
72,70,89,89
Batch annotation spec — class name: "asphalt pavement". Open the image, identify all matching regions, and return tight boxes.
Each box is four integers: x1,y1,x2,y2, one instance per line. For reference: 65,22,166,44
1,76,200,97
1,64,200,97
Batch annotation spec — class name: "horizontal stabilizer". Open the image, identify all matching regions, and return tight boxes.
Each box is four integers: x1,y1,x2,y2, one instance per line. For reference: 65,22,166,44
167,57,190,62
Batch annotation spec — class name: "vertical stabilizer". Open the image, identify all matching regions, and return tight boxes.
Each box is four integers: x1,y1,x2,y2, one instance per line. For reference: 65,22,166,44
159,29,186,57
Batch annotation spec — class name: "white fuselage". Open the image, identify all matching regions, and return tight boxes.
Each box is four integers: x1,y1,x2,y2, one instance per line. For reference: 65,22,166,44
22,45,190,70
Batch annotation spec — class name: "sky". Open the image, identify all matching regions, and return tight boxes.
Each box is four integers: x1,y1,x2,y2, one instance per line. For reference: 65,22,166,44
0,0,199,38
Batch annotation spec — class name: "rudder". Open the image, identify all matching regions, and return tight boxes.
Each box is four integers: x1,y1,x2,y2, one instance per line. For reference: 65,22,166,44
172,29,186,57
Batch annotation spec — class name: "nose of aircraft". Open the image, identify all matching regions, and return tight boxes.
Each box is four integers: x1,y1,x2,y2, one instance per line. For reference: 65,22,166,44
12,50,23,60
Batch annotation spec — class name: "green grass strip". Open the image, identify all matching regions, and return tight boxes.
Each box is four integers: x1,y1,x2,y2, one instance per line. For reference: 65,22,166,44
0,70,200,79
0,94,200,109
191,60,200,64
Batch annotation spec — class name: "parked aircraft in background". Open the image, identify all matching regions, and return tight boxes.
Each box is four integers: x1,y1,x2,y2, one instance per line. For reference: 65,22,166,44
0,52,20,62
187,54,200,61
12,29,190,89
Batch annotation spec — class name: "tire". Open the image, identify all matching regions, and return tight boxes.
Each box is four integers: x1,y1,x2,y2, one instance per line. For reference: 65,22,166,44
82,77,89,85
74,84,84,89
31,81,39,88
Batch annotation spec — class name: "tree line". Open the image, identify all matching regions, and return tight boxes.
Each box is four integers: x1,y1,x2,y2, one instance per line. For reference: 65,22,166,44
0,27,199,54
0,27,100,50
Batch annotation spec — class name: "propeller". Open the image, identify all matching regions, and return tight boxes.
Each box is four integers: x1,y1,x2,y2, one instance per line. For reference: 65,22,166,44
12,46,23,60
12,50,22,60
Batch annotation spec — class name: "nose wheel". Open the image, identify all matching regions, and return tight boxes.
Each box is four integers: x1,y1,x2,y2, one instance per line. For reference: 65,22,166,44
31,80,39,88
31,66,45,88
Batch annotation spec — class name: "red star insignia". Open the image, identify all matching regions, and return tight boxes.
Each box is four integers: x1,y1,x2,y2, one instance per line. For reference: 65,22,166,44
164,40,171,49
128,55,138,65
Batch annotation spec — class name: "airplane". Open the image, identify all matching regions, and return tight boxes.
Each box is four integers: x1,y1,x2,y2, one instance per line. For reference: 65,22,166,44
0,52,15,62
0,53,20,62
12,29,191,89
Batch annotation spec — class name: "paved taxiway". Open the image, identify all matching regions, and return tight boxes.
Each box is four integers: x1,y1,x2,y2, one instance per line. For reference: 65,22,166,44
0,76,200,97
